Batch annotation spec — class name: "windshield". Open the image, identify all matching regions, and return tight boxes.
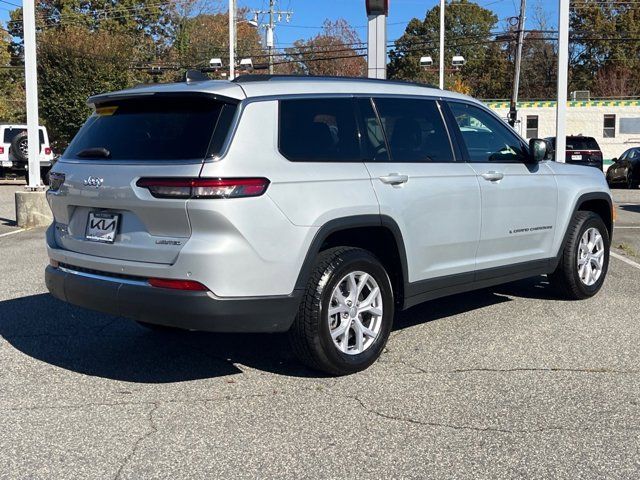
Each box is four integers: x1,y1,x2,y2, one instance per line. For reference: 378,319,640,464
64,95,236,161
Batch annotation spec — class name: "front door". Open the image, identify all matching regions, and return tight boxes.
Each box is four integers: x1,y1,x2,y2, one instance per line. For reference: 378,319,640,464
445,101,558,271
358,97,481,289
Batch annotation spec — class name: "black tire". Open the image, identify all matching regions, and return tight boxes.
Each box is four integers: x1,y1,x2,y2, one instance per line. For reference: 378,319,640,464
11,131,29,163
289,247,394,376
549,211,610,300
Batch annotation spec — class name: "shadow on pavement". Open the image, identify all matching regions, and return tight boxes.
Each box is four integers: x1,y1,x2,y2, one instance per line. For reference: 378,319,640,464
0,276,556,382
0,216,17,227
619,204,640,214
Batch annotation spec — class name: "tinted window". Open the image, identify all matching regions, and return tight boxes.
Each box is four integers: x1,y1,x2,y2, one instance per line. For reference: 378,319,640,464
3,128,45,145
373,97,453,162
279,98,360,162
449,102,528,163
566,137,600,151
356,98,389,162
64,96,231,161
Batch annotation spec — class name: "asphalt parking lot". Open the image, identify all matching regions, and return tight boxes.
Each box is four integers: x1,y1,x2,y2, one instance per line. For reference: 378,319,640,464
1,184,640,479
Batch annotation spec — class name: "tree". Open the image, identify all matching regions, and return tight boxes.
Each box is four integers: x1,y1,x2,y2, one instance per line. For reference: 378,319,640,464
570,0,640,95
37,27,138,148
172,9,263,74
388,0,509,98
0,30,24,122
283,19,366,76
518,30,557,100
593,64,636,98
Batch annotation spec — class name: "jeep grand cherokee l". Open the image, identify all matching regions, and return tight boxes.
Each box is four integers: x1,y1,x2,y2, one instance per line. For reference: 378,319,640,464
45,75,613,375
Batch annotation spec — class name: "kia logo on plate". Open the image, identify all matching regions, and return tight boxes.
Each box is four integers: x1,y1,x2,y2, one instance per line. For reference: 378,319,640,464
83,176,104,188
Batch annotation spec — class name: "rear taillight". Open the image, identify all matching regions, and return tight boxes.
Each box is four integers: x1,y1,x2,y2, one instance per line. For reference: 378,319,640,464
0,147,4,154
148,278,208,291
44,147,52,155
136,178,270,199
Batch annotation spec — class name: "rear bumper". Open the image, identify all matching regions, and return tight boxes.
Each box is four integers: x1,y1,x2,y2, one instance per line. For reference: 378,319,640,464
45,265,301,333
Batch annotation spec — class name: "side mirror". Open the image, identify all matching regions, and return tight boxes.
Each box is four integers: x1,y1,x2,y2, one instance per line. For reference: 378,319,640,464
611,157,618,163
529,138,547,163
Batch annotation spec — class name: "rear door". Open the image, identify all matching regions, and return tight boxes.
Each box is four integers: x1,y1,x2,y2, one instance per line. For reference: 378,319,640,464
360,96,481,286
47,93,238,264
445,101,557,271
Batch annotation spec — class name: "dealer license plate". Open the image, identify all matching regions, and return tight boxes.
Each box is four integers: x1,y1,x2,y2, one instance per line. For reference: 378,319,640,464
85,211,119,243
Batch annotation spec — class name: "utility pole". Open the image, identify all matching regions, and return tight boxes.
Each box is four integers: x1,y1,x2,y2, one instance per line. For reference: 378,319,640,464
252,1,292,75
229,0,236,80
268,0,274,74
508,0,527,127
439,0,445,89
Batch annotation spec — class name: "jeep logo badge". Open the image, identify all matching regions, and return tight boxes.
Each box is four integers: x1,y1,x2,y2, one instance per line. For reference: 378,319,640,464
83,176,104,188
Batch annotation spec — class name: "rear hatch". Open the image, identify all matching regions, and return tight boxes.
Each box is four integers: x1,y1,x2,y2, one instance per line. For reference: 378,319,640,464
565,137,603,170
48,91,239,264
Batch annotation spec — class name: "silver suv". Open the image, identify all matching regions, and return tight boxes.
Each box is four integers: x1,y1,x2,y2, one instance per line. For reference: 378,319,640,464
45,75,613,375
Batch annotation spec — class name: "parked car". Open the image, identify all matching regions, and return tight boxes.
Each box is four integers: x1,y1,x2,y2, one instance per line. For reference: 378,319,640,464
544,135,604,170
606,147,640,189
44,75,613,375
0,124,55,183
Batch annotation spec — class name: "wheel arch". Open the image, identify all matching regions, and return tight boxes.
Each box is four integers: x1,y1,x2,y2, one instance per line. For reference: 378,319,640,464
294,215,408,307
555,192,613,267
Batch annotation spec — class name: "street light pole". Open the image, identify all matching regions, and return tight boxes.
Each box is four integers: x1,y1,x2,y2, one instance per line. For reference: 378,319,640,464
229,0,236,80
555,0,569,163
22,0,40,188
439,0,445,89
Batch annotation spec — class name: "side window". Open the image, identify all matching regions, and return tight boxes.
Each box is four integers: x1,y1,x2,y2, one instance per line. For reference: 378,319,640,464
356,98,389,162
279,98,360,162
448,102,528,163
373,97,454,163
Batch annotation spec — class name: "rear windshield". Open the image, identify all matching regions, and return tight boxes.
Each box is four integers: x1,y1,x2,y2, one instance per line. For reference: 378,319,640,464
64,95,236,161
3,128,45,145
567,137,599,151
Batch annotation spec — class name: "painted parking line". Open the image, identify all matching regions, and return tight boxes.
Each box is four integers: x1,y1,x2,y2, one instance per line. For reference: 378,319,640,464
611,251,640,270
0,229,24,238
614,226,640,229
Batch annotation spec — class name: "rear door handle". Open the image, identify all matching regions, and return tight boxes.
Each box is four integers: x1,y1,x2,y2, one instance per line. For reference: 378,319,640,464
379,173,409,185
481,171,504,182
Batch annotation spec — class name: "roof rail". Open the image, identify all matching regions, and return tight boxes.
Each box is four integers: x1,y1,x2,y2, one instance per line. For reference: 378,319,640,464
232,74,438,89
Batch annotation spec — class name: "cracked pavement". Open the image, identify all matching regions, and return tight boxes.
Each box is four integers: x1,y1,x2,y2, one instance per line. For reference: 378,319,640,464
1,186,640,479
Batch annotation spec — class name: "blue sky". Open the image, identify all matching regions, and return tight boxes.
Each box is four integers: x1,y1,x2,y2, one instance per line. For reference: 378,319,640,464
242,0,560,48
0,0,560,45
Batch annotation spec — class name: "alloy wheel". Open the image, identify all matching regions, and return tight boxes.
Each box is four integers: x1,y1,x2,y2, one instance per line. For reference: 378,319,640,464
327,271,383,355
577,227,605,286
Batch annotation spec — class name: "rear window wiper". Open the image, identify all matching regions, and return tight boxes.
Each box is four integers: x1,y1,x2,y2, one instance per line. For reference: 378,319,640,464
76,147,111,159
